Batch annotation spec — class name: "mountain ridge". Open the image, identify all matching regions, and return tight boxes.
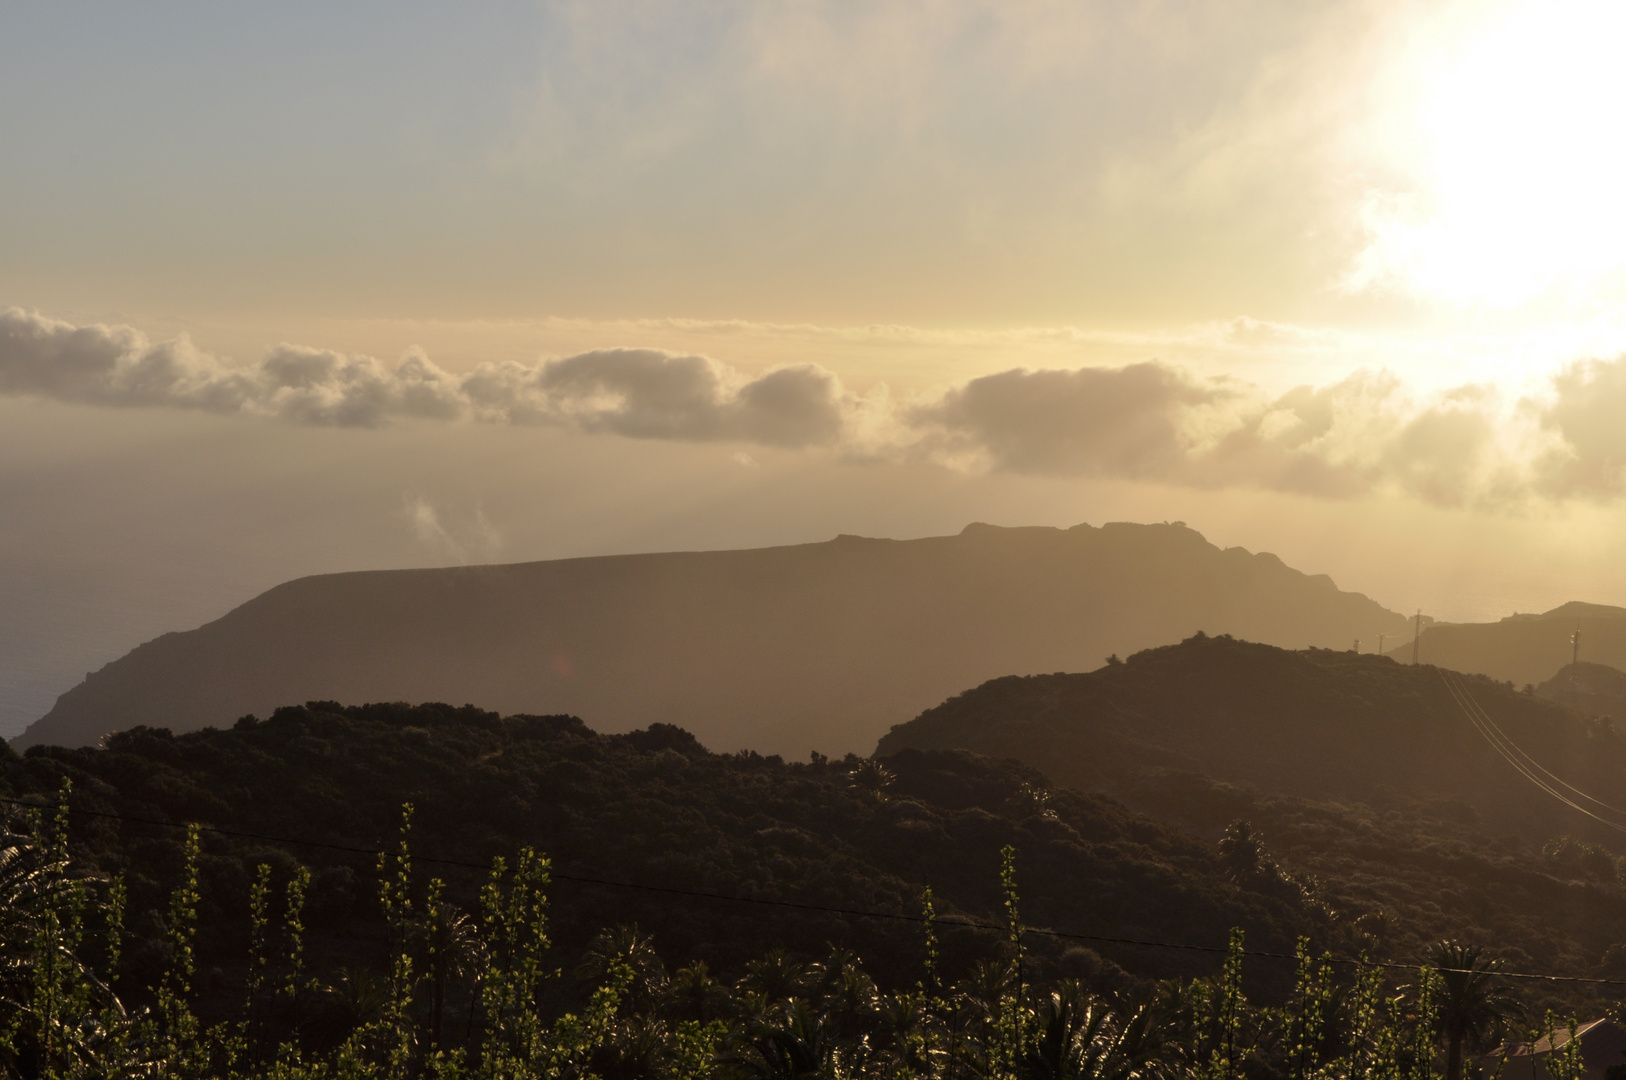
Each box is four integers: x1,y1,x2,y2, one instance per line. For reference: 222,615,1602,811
876,634,1626,844
16,521,1409,756
1393,604,1626,685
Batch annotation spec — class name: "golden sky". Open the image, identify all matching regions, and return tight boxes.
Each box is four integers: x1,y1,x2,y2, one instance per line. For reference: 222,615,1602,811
6,0,1626,734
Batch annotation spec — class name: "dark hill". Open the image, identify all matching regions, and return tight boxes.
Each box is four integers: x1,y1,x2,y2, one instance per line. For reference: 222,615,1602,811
11,699,1626,1019
2,702,1330,1005
1392,603,1626,687
876,634,1626,844
15,521,1407,757
1536,661,1626,721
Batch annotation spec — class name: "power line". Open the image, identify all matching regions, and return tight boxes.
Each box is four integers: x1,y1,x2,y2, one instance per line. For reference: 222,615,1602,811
4,791,1626,988
1441,670,1626,831
1441,671,1624,831
1453,670,1626,817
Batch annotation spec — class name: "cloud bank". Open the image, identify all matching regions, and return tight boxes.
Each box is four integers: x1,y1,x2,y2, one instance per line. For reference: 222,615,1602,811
0,308,846,446
4,307,1621,508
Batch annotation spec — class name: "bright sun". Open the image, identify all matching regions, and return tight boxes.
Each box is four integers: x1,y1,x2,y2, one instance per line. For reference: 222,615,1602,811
1354,0,1626,308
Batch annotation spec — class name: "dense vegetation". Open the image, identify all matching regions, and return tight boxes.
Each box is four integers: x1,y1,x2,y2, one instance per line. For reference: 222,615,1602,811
879,635,1626,979
1,703,1343,999
0,791,1592,1079
1536,662,1626,722
5,636,1626,1076
878,635,1626,843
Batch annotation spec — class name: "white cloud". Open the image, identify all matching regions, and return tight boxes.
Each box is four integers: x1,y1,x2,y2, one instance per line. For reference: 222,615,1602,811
1530,357,1626,500
405,496,505,565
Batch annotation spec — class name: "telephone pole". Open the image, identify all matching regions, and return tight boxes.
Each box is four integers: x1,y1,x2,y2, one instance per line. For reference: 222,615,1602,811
1573,623,1581,669
1412,610,1422,666
1378,633,1386,656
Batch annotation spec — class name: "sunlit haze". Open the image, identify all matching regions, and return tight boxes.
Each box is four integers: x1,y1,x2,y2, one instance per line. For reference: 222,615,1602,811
7,0,1626,738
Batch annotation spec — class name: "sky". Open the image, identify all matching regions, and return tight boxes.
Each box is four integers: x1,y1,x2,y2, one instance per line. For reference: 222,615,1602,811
8,0,1626,737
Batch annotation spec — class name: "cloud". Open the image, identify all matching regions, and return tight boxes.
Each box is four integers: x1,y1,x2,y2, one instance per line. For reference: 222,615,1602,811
1531,357,1626,499
909,363,1224,478
908,364,1399,498
405,496,504,565
907,363,1540,509
0,308,846,448
14,306,1626,510
461,349,844,446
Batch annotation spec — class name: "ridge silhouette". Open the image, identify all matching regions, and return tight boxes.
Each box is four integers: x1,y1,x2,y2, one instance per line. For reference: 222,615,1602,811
15,521,1406,756
878,633,1626,842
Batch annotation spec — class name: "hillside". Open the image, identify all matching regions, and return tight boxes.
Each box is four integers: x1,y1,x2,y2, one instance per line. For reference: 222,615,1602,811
4,702,1331,1008
1393,603,1626,687
14,521,1408,757
9,699,1626,1026
876,634,1626,844
1537,661,1626,720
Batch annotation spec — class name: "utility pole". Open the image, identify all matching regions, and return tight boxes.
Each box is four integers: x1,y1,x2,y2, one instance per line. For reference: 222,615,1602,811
1573,623,1581,669
1412,610,1422,666
1378,633,1386,656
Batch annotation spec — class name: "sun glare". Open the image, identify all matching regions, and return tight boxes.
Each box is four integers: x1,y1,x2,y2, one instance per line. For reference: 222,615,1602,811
1355,0,1626,307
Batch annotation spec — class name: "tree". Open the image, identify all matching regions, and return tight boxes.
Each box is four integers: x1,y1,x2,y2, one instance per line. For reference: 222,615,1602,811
418,897,485,1051
1430,941,1521,1080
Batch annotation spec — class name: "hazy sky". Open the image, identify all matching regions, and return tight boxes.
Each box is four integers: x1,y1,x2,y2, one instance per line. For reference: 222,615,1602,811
8,0,1626,738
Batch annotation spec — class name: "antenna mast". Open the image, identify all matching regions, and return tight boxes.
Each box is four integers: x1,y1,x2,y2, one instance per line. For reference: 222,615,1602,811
1413,610,1422,666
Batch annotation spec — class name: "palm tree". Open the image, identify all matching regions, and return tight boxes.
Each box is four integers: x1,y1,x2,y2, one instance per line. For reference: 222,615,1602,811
418,899,485,1051
738,948,811,1015
664,961,734,1025
872,990,941,1078
580,924,667,1013
1430,941,1522,1080
304,967,392,1054
0,810,124,1075
0,819,78,1011
1218,821,1267,880
807,947,878,1042
1021,982,1170,1080
719,998,863,1079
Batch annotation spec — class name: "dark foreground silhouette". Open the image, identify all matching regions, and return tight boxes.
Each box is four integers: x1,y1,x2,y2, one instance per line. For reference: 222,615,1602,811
5,671,1626,1069
878,634,1626,845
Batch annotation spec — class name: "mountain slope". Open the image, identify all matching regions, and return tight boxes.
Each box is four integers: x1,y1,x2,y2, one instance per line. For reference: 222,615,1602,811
15,521,1406,756
2,702,1333,1001
876,634,1626,844
1393,603,1626,687
1536,661,1626,721
13,700,1626,1017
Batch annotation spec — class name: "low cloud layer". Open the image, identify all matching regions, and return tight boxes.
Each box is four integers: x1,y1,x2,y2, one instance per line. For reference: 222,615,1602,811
5,307,1625,508
0,309,847,446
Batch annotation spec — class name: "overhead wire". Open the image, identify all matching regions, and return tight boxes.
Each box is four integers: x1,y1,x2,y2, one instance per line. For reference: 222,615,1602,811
1439,670,1626,835
1442,669,1626,821
1441,672,1598,820
3,790,1625,988
1445,674,1619,832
